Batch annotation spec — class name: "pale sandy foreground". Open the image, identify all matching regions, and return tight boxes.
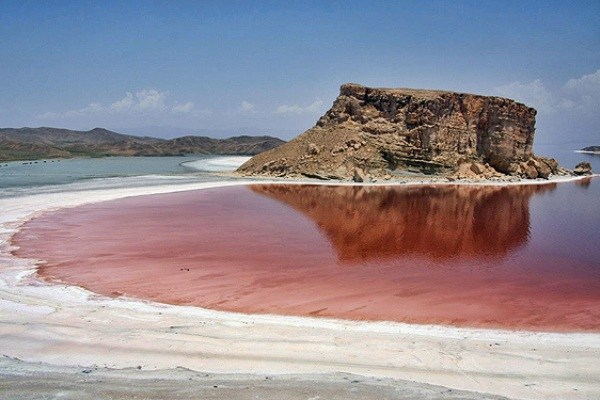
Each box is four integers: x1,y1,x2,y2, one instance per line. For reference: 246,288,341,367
0,357,511,400
1,176,599,400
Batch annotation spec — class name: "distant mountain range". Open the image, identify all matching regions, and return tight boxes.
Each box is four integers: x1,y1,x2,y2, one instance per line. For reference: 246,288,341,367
0,127,286,161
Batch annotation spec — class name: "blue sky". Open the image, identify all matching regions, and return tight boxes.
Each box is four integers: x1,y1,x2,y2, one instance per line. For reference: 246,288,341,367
0,1,598,144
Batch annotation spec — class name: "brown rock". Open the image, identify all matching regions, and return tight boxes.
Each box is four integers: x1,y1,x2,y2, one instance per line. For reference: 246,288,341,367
353,168,366,183
238,83,561,180
532,157,551,179
574,161,592,175
454,161,499,180
307,143,320,155
455,162,477,179
541,157,559,172
470,162,487,175
487,155,520,175
521,161,538,179
335,165,349,177
331,146,345,156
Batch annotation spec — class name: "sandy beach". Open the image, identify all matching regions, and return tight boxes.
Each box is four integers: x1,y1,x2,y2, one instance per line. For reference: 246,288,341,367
1,176,600,400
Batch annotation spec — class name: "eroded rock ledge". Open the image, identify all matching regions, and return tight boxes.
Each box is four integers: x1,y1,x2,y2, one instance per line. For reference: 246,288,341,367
238,83,587,181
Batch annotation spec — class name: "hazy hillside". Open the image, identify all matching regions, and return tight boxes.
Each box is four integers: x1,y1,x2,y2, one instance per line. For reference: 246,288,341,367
0,127,285,161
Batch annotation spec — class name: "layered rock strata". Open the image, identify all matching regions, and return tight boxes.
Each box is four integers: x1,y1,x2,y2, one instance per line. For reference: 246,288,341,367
238,83,575,180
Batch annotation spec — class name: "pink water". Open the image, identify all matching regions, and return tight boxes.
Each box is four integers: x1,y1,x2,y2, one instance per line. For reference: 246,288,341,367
13,179,600,332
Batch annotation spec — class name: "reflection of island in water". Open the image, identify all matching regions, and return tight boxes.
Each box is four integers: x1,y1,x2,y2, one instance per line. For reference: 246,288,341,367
15,181,599,332
251,183,556,263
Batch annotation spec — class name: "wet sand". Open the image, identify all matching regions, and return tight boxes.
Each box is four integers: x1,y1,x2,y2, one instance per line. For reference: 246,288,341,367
13,182,600,332
2,177,600,400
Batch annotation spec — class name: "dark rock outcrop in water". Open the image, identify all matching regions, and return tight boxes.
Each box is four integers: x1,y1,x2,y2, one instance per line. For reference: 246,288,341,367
0,127,285,161
580,145,600,153
238,83,569,180
574,161,592,175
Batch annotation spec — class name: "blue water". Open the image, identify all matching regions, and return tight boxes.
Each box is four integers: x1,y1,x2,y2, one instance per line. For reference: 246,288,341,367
0,155,256,201
0,155,221,190
534,143,600,170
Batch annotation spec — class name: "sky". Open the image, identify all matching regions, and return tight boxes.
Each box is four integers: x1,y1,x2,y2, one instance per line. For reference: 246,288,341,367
0,1,598,144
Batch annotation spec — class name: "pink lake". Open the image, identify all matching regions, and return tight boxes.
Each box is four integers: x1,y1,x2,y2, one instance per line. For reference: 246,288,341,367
13,179,600,332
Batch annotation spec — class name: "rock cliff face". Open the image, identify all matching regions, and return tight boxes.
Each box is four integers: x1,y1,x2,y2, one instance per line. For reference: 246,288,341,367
238,83,566,180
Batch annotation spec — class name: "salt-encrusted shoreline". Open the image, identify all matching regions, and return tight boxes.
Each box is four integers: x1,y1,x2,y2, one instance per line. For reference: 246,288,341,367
1,174,599,400
229,171,596,186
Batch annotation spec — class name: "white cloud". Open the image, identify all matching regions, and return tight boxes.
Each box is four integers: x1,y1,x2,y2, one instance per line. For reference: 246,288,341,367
557,98,576,110
110,92,135,112
38,103,107,120
276,104,301,114
135,89,166,111
305,99,324,113
64,102,106,118
561,68,600,113
36,111,60,120
36,89,204,120
494,68,600,116
494,79,554,113
172,102,195,114
108,90,166,112
564,69,600,90
276,98,324,115
240,100,255,113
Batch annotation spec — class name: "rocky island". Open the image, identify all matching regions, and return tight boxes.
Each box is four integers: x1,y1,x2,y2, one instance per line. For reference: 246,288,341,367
580,145,600,154
238,83,590,181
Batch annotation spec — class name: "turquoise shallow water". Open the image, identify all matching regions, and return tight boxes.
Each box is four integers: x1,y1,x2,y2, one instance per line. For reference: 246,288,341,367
0,156,210,189
0,155,256,200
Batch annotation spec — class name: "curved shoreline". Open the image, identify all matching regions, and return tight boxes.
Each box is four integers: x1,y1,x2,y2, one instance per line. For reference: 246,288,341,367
1,175,599,400
16,180,600,333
